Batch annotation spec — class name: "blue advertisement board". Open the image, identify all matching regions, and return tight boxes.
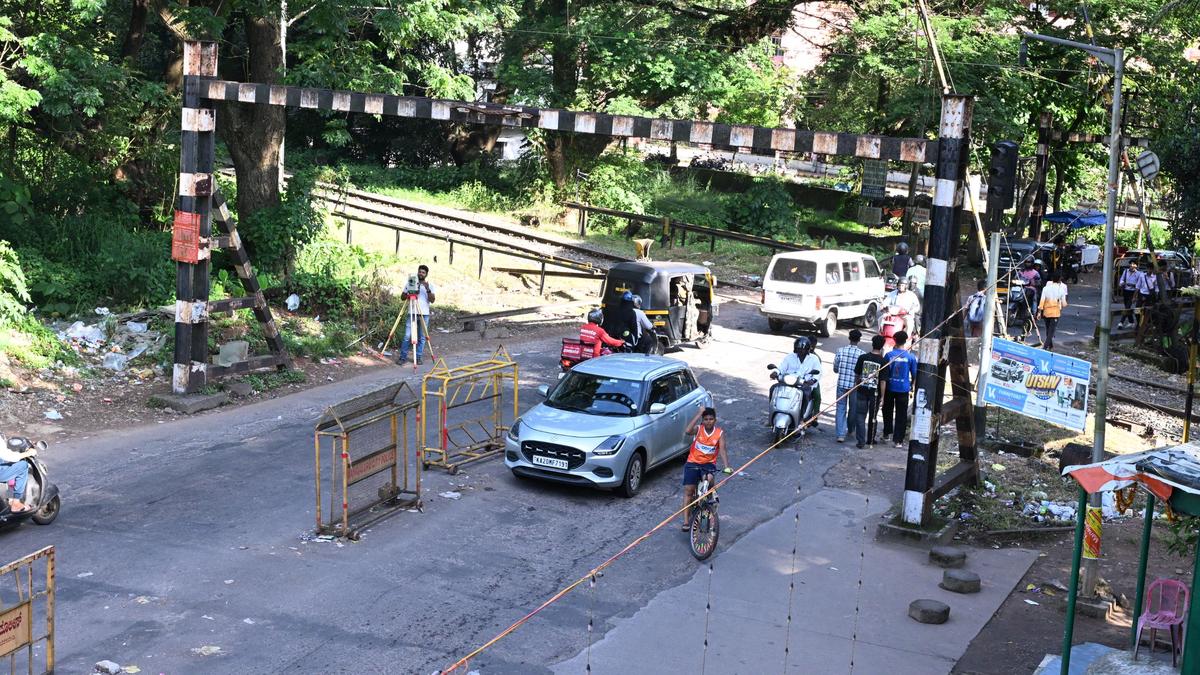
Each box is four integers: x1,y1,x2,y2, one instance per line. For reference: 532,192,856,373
982,337,1092,431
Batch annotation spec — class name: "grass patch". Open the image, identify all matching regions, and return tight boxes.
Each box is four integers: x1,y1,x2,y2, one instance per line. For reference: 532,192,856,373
243,369,306,392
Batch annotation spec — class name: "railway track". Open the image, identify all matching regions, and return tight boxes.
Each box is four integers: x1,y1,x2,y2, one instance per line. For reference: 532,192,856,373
315,182,631,271
1099,371,1196,440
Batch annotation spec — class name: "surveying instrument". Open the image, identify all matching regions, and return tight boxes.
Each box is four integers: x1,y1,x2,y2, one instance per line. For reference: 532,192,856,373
381,274,436,368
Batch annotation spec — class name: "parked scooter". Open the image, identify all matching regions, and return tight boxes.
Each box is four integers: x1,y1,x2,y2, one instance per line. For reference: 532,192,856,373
766,364,820,443
0,436,61,529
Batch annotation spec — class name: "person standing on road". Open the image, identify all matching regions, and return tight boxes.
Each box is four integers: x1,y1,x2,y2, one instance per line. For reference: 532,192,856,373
396,264,436,365
853,335,887,449
1038,271,1068,350
832,329,865,443
881,331,918,448
964,279,988,338
680,407,731,531
1117,261,1142,328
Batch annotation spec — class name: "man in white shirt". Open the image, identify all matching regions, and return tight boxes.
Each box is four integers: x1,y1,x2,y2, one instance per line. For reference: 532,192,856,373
397,264,437,365
1117,261,1142,328
906,254,928,301
776,336,823,424
885,277,922,336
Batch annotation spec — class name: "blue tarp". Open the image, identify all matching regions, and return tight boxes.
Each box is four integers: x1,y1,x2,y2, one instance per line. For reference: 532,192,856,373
1043,209,1107,228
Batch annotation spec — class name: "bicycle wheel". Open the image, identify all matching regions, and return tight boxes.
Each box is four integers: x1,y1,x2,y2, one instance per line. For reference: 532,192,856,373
689,503,720,560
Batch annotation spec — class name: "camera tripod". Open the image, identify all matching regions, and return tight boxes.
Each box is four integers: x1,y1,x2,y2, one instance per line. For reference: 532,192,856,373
381,292,436,367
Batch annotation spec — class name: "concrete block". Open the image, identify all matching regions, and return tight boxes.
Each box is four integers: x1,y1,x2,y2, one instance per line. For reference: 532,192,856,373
481,326,511,340
227,381,254,398
876,513,958,546
930,545,968,568
216,340,249,367
940,569,981,594
908,599,950,624
149,392,228,414
1073,596,1114,620
94,661,122,675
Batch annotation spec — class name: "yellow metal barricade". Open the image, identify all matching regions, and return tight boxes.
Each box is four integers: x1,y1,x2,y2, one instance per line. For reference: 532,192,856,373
421,347,519,474
315,381,422,539
1,546,54,675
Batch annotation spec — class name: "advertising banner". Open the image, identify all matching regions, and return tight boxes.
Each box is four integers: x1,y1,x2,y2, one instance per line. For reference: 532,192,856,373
982,337,1092,431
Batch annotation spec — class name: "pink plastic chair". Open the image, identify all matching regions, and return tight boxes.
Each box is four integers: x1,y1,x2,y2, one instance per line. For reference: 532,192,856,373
1134,578,1189,666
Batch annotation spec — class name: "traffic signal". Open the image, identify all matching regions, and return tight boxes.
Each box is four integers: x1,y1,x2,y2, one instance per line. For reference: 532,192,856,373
987,140,1019,209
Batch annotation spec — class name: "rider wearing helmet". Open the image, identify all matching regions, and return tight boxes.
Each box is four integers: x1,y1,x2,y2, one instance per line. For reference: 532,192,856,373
885,277,922,336
906,254,927,300
892,242,913,278
776,336,823,412
580,308,624,357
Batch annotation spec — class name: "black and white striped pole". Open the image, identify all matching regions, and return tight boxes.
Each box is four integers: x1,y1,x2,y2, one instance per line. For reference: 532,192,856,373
172,41,218,394
902,95,974,526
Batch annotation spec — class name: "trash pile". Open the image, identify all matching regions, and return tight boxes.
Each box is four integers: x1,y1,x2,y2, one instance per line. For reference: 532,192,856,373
55,308,167,379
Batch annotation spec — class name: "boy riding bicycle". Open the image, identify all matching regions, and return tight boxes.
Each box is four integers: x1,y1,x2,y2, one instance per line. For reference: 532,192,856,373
681,407,731,530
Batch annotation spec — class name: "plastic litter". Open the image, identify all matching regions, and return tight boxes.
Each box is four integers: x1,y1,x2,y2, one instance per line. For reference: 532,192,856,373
63,321,105,344
190,646,222,657
125,321,148,333
286,294,301,311
102,353,129,372
94,307,111,316
439,491,462,500
44,409,63,420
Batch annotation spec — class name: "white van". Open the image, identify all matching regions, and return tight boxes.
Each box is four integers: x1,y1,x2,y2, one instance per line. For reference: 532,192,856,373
760,250,886,336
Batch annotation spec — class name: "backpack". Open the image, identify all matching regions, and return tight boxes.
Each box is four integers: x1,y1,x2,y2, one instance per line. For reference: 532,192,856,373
966,293,986,323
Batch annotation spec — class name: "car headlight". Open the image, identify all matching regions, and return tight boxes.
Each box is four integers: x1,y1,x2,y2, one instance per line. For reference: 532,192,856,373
593,435,626,456
507,419,522,441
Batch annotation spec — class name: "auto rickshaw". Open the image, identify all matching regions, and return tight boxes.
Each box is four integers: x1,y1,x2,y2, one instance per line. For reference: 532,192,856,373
599,261,718,353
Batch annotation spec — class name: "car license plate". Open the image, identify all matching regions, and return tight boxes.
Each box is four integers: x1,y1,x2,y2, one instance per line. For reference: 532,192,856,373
779,293,804,303
532,455,569,470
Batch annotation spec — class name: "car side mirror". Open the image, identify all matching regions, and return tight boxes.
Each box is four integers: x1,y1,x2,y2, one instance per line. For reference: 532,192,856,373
648,403,667,414
537,384,550,397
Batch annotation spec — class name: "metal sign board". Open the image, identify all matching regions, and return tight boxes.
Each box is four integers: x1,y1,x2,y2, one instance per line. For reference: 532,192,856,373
982,337,1091,431
911,207,931,223
861,160,887,198
857,205,882,226
1135,150,1159,182
0,601,31,657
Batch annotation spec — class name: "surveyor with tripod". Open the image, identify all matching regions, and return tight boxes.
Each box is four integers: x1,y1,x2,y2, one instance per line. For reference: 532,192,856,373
396,264,436,365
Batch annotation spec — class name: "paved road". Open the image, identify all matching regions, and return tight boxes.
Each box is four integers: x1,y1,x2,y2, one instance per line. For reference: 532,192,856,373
4,299,864,674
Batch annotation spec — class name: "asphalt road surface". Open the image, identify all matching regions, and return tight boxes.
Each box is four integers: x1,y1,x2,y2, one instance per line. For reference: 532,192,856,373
2,283,1101,673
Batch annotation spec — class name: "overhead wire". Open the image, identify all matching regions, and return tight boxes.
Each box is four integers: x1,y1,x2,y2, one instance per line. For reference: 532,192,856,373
440,226,1078,672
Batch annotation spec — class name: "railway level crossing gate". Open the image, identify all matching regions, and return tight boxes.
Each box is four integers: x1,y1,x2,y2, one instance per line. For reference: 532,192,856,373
177,38,978,526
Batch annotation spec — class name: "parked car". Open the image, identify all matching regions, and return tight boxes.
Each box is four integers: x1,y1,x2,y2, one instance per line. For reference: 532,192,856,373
504,354,712,497
990,356,1025,383
759,250,886,336
1112,249,1196,293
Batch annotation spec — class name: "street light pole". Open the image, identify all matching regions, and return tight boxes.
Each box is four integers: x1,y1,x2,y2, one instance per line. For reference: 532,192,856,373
1023,33,1124,598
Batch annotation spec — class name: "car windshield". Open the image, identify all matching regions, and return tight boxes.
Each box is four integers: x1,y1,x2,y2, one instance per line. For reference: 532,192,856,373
771,259,817,284
546,371,643,417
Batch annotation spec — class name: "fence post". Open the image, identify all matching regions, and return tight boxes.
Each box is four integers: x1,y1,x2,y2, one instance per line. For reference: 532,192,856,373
173,41,218,394
478,248,484,278
902,94,974,526
449,240,455,265
579,208,588,237
660,215,670,248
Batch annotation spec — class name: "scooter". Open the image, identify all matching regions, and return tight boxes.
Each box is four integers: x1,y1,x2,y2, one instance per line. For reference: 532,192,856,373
0,436,61,529
879,306,909,352
766,365,820,443
1007,278,1037,339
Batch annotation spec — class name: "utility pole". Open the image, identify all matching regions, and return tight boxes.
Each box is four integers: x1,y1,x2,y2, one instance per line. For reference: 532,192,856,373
1023,31,1124,601
974,232,1001,434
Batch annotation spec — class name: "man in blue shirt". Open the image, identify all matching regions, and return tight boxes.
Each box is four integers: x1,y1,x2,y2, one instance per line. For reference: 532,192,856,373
881,330,919,448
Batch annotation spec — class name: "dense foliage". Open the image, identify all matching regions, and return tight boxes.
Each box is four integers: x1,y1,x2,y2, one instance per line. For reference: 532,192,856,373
0,0,1196,342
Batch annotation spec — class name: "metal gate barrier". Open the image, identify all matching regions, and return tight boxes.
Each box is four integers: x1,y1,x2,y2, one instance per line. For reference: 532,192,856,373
421,347,519,474
1,546,54,674
315,382,421,539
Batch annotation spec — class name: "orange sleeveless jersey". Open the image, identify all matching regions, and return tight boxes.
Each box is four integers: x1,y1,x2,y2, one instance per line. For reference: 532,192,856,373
687,425,723,464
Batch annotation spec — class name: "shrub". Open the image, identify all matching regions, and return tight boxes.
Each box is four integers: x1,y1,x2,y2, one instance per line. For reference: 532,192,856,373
16,246,89,315
727,178,798,239
95,228,175,307
0,241,30,326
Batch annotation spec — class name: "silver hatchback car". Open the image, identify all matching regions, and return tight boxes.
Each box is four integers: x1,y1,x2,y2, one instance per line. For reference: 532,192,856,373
505,354,712,497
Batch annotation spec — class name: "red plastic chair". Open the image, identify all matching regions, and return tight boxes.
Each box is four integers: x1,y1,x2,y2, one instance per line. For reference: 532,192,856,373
1134,578,1189,666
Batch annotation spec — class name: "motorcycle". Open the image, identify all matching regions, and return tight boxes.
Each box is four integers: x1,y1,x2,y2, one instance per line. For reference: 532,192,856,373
0,436,61,529
1007,278,1037,339
766,365,820,443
